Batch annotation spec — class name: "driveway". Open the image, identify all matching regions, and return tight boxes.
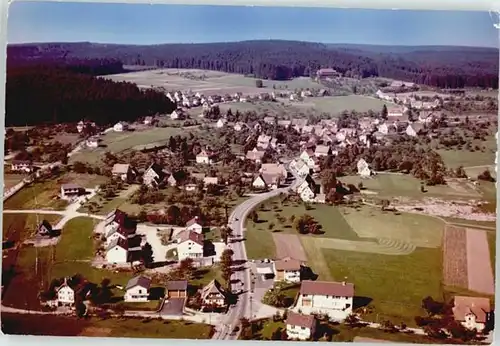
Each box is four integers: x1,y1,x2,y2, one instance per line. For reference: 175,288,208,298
160,297,186,316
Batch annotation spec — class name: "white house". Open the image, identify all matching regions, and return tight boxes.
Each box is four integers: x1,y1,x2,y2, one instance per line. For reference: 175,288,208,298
357,159,372,177
286,312,317,341
252,173,281,190
170,109,184,120
201,279,226,308
196,149,215,165
296,175,321,203
314,145,331,157
38,220,53,236
293,159,311,177
294,280,354,321
185,217,203,234
452,296,492,332
112,163,137,182
377,123,389,135
406,123,425,137
260,163,288,180
233,122,245,132
113,122,128,132
106,225,135,247
252,175,268,190
11,160,33,173
273,257,303,283
124,276,152,302
77,121,85,133
60,183,84,200
177,230,204,261
216,118,227,128
387,106,404,118
56,278,75,306
299,149,316,167
105,238,130,264
143,163,169,188
105,209,127,236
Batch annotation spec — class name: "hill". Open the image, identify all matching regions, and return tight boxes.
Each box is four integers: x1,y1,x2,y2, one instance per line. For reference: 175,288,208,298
7,40,499,89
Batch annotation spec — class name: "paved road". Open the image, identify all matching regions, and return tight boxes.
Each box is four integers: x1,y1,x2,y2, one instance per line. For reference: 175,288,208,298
212,167,303,340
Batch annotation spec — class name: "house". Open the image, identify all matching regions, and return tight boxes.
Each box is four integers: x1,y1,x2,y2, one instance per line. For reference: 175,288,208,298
143,163,169,188
293,159,311,177
387,106,404,118
200,279,226,308
112,163,137,182
124,276,152,302
143,116,154,125
216,118,227,128
185,183,197,191
85,137,99,148
270,138,278,149
170,109,185,120
233,122,245,132
177,230,204,261
196,149,215,165
56,278,75,306
105,238,130,264
357,159,372,177
314,145,331,157
260,163,288,180
274,257,303,283
286,311,317,340
166,280,188,299
418,111,435,124
406,123,425,137
38,220,53,236
252,173,281,190
246,149,266,163
277,120,292,129
113,122,128,132
203,176,219,187
316,68,340,80
77,121,85,133
377,123,389,135
452,296,492,332
296,175,321,203
11,160,33,173
105,209,129,238
60,183,84,200
185,217,203,234
295,280,354,321
263,116,275,125
299,149,315,166
106,224,135,247
252,174,268,190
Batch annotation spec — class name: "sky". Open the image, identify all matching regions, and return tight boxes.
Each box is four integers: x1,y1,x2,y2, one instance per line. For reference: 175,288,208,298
7,1,499,47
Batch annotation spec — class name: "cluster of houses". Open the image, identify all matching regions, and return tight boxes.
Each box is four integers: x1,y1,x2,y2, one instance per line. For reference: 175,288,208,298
257,256,492,340
375,89,441,111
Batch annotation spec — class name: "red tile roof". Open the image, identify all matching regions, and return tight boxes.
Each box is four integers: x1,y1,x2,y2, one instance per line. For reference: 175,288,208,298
274,257,303,271
286,311,316,329
453,296,491,323
300,280,354,297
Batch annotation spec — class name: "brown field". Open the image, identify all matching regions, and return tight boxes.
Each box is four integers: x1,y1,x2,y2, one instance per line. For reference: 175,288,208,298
3,173,25,191
272,233,307,261
443,225,468,288
80,327,113,337
466,228,495,295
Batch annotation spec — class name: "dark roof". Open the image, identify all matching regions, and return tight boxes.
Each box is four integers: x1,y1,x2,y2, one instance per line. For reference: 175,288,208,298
39,220,53,231
61,183,82,190
12,160,32,165
201,279,225,300
300,280,354,297
107,225,135,238
286,311,316,329
145,162,169,180
106,211,127,226
106,237,129,252
166,280,188,291
126,275,152,291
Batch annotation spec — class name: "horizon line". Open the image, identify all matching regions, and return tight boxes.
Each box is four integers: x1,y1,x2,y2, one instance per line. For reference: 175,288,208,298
7,39,498,50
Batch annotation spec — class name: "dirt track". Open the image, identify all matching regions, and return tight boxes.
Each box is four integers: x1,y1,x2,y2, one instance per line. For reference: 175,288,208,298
466,228,495,295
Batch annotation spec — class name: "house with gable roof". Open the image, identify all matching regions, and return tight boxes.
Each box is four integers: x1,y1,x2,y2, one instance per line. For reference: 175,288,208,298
273,257,304,283
452,296,492,332
38,220,54,237
176,230,204,261
357,159,372,177
294,280,355,321
286,312,317,340
196,149,215,165
200,279,227,309
56,277,75,306
124,275,152,302
143,163,169,188
296,175,323,203
185,216,203,234
112,163,138,182
314,145,331,158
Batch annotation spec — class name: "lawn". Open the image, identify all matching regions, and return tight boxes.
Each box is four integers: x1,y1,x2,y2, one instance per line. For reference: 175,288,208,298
297,95,390,114
69,127,192,164
436,135,496,169
340,205,444,248
189,266,225,289
340,173,479,201
244,228,276,260
55,217,96,261
246,197,359,240
464,165,497,180
322,247,443,326
2,213,61,242
1,313,214,339
3,173,108,211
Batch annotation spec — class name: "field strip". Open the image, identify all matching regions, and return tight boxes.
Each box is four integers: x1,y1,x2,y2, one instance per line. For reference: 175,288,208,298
272,233,307,261
443,225,468,288
316,237,416,255
466,228,495,295
299,236,332,281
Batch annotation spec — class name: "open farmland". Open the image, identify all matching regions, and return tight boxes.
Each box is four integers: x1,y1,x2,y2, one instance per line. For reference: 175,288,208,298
292,95,391,113
442,225,468,288
466,228,495,295
69,127,193,164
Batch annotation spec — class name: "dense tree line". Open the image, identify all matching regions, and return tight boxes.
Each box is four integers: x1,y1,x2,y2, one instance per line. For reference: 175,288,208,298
6,63,176,126
7,40,499,88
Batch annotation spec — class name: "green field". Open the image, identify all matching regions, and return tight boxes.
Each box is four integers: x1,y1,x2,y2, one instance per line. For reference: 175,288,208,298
246,198,359,240
437,135,496,169
323,247,443,326
55,217,96,260
296,95,390,114
69,127,193,164
340,173,479,201
1,313,214,339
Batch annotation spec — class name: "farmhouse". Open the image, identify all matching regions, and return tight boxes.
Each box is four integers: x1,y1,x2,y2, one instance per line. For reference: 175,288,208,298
185,216,203,234
124,275,152,302
246,149,266,163
387,106,405,118
105,224,136,247
143,163,169,188
105,209,128,233
233,122,246,132
60,183,84,200
314,145,331,157
170,109,186,120
406,123,425,137
176,230,204,261
112,163,137,182
316,68,340,80
293,159,312,177
216,118,227,128
56,278,75,306
166,280,188,299
299,149,316,166
295,280,354,321
105,238,134,264
200,279,226,308
113,122,128,132
273,257,303,283
357,159,372,177
196,149,215,165
11,160,33,173
38,220,53,236
252,173,281,190
286,312,317,340
296,175,322,203
452,296,492,332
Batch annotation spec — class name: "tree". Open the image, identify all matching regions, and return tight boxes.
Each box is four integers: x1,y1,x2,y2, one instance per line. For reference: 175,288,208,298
75,299,87,318
249,210,259,223
179,258,196,280
380,199,390,211
320,169,337,194
478,169,495,182
220,225,234,245
294,214,322,235
344,313,361,328
220,249,234,290
381,104,388,120
255,79,264,88
141,242,154,268
262,288,286,307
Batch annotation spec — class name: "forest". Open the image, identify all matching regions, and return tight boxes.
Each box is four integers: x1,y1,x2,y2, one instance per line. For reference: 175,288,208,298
7,40,499,88
5,61,176,127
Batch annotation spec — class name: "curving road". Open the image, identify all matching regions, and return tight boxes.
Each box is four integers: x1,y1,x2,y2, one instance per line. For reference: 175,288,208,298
212,166,303,340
